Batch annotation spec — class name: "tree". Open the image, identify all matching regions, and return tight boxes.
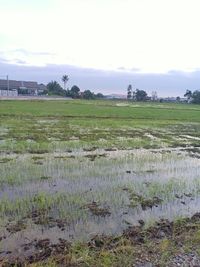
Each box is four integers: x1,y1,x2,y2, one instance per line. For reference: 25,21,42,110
192,90,200,104
65,89,71,97
127,84,132,100
62,75,69,90
47,81,66,96
135,89,148,101
176,96,181,102
82,90,95,99
184,90,192,100
95,93,104,99
70,85,80,98
183,89,200,104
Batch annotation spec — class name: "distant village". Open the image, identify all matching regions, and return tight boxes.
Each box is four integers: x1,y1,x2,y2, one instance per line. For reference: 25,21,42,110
0,77,191,103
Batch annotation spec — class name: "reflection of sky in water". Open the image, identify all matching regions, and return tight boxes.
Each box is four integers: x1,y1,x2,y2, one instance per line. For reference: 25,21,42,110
1,148,200,256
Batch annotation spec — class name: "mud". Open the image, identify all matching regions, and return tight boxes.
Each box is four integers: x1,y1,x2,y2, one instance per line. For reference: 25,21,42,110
28,209,69,230
84,201,111,216
1,238,71,266
6,220,27,234
125,188,163,210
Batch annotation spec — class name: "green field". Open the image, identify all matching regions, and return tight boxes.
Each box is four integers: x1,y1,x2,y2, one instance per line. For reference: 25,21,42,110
1,100,200,154
1,99,200,266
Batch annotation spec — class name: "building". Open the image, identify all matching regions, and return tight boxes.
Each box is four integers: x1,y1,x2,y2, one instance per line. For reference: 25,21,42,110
0,89,18,97
38,83,47,95
0,79,46,96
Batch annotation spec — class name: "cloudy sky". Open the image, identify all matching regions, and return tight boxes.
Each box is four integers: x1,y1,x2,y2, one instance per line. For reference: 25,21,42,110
0,0,200,96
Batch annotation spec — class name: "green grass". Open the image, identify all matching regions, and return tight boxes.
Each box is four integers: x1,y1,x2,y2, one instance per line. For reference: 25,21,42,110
1,99,200,153
1,99,200,121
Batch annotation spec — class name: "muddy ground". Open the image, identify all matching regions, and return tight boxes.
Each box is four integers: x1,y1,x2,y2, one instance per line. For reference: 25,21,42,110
2,213,200,266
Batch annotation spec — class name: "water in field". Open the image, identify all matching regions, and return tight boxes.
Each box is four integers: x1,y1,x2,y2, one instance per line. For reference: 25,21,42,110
0,147,200,257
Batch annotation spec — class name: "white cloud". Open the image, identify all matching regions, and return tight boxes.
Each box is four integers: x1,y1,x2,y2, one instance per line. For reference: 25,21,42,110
0,0,200,73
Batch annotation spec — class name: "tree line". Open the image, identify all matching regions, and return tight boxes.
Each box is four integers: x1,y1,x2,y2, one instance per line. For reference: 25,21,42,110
127,84,200,104
42,75,104,99
42,75,200,103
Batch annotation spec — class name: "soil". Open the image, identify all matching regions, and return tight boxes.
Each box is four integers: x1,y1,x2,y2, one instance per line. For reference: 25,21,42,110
28,209,69,230
6,220,27,234
1,238,71,266
84,201,111,216
83,147,98,152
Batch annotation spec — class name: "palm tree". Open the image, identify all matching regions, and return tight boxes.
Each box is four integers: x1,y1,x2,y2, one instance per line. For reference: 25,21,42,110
62,75,69,90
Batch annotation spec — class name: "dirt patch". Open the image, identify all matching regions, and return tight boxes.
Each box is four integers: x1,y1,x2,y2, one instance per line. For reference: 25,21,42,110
66,149,72,153
124,188,162,210
28,149,49,154
124,213,200,245
83,147,98,152
4,238,71,266
124,219,172,244
88,234,120,249
84,201,111,216
6,220,27,234
104,148,117,151
84,153,106,161
28,209,68,231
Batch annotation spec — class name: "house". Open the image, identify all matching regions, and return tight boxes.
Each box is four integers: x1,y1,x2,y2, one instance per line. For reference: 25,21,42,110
0,79,46,96
0,89,18,97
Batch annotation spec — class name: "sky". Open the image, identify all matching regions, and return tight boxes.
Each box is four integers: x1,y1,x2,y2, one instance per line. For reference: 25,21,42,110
0,0,200,96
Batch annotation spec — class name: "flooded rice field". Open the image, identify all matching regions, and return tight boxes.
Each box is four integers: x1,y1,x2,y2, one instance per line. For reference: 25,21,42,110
1,146,200,259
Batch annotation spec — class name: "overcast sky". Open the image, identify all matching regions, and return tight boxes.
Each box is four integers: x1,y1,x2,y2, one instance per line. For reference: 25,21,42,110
0,0,200,96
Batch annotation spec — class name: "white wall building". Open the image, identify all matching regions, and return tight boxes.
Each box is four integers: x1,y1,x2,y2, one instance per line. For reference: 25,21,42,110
0,89,18,97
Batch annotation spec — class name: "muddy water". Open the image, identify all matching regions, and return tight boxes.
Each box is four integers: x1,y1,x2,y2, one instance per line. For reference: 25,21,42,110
1,147,200,258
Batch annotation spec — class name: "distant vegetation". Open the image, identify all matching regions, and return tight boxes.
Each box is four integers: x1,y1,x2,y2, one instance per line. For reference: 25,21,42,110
41,75,200,104
184,89,200,104
127,84,148,101
127,84,200,104
45,78,104,99
61,75,69,90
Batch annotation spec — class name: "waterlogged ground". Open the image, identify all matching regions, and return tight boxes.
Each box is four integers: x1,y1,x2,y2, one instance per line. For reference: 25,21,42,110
1,100,200,265
1,147,200,258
